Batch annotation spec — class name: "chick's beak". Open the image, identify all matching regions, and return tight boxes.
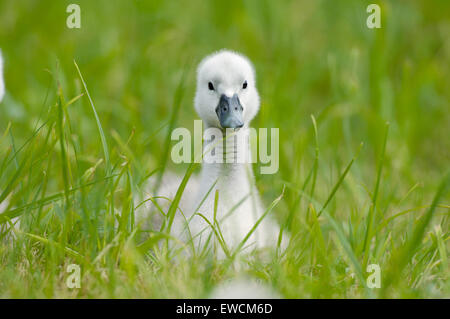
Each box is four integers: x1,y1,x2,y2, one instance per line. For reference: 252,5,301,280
215,94,244,129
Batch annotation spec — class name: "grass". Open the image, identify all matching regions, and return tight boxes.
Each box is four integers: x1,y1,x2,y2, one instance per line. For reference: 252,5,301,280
0,0,449,298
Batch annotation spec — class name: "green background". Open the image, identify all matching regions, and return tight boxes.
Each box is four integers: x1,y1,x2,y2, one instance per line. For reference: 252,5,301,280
0,0,448,298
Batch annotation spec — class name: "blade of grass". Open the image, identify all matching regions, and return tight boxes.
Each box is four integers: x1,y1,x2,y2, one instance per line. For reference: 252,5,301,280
279,115,320,248
381,173,449,296
228,186,285,264
197,212,231,258
308,115,319,212
74,60,111,175
21,231,85,263
317,142,364,217
153,67,187,194
434,225,447,273
0,174,118,223
363,122,389,267
321,209,373,296
56,86,71,209
164,162,198,235
0,155,29,205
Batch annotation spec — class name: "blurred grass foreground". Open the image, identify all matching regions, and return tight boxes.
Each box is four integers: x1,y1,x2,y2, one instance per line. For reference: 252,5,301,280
0,0,449,298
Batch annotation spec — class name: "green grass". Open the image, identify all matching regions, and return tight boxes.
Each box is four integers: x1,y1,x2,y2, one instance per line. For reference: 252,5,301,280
0,0,449,298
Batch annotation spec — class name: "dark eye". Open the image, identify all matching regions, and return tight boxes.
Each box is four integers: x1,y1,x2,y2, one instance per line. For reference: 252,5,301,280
242,81,248,89
208,82,214,91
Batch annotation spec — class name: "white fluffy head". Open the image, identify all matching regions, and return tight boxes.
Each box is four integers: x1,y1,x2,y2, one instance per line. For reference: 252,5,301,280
0,50,4,102
194,50,260,128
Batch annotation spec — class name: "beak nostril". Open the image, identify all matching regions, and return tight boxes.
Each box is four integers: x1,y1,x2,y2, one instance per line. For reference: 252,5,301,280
217,93,244,129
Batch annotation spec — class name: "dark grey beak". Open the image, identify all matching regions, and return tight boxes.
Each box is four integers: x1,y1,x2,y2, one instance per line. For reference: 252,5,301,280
215,94,244,129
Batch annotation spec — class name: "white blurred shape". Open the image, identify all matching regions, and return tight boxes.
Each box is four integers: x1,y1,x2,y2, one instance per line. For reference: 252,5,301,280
210,278,281,299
